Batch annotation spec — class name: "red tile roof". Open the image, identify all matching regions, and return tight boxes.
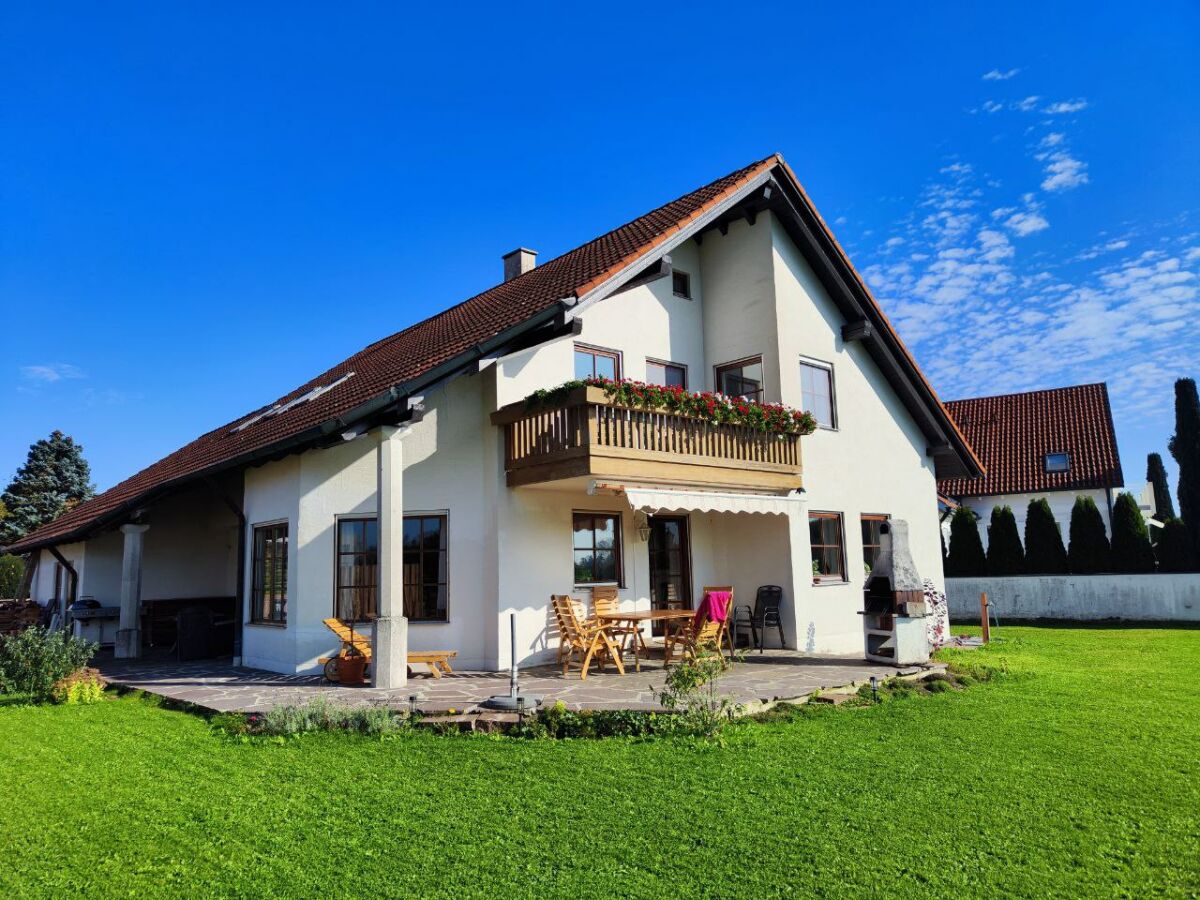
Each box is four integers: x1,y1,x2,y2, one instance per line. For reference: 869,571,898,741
7,152,977,554
937,383,1123,498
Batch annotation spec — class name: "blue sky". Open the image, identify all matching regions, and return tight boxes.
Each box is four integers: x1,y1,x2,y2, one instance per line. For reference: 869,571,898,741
2,2,1198,494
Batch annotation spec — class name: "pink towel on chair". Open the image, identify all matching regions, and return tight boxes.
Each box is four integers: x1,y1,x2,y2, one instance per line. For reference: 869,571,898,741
693,591,731,631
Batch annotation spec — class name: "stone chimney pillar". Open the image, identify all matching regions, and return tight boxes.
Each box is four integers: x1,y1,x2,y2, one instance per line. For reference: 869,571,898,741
502,248,537,282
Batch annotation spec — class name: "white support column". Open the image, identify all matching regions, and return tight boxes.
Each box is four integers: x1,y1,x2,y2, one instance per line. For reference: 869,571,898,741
372,426,408,689
115,523,150,659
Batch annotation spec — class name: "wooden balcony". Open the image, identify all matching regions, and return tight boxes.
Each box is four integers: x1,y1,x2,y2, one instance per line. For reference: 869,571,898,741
490,386,803,491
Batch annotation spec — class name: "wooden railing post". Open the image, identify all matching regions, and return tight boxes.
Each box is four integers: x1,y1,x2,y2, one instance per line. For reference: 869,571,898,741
980,592,990,643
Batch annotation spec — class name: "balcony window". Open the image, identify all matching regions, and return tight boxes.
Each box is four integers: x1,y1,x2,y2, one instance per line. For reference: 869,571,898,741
716,357,764,402
574,344,621,381
646,359,686,389
800,359,836,428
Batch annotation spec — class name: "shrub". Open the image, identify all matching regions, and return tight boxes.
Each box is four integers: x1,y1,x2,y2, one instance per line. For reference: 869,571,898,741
655,651,739,739
1024,499,1068,574
1155,518,1197,573
247,697,408,738
1110,492,1155,573
946,507,986,577
1146,452,1176,520
0,554,24,600
985,506,1024,575
1067,495,1110,573
0,627,96,702
50,667,106,704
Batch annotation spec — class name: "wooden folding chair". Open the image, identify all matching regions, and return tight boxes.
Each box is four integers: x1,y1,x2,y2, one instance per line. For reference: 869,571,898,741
591,587,642,655
551,595,625,679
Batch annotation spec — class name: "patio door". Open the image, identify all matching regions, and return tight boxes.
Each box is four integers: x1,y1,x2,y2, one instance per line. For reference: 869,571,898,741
648,515,691,635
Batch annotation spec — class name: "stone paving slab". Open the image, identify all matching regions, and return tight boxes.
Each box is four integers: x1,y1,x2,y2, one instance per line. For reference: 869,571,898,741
98,650,923,715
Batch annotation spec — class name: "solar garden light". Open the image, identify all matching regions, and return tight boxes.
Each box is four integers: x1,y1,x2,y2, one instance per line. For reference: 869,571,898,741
870,676,880,703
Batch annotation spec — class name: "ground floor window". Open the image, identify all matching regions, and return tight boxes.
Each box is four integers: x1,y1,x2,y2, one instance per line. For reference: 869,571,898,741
809,512,846,583
333,514,448,622
251,522,288,624
336,518,378,622
403,515,449,621
573,511,622,585
861,514,889,574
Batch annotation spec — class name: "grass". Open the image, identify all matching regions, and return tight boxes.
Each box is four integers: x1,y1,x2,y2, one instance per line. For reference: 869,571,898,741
2,625,1197,898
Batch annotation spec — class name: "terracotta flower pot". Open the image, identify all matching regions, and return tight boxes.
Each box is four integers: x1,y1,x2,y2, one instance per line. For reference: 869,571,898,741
338,654,368,685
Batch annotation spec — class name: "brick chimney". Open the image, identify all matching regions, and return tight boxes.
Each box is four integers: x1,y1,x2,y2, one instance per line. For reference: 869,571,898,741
502,247,537,282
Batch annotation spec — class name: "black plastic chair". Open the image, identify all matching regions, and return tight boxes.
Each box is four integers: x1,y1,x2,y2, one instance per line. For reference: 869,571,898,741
733,585,786,652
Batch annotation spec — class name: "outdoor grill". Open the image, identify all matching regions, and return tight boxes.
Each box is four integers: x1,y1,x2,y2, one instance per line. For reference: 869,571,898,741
860,519,930,665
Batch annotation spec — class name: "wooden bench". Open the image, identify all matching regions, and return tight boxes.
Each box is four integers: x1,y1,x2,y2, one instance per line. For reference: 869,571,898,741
319,618,457,680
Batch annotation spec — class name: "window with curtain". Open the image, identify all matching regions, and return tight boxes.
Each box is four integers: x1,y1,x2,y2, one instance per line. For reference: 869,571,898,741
402,515,448,621
335,518,378,622
572,512,622,585
861,514,889,573
809,512,846,582
251,523,288,624
800,359,836,428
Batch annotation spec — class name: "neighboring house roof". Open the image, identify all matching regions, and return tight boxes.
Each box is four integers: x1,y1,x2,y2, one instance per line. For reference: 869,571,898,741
938,383,1124,499
6,152,981,555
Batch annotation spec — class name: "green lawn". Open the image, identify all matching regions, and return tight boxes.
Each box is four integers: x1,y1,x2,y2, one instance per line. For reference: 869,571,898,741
2,626,1197,898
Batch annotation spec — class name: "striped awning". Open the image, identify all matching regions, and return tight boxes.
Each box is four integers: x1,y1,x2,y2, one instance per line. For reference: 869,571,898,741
589,482,804,517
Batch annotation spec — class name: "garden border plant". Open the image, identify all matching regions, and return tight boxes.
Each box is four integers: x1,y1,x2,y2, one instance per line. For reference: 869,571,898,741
0,627,98,704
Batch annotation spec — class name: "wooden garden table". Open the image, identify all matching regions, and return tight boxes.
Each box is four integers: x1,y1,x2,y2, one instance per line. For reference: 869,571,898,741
595,608,695,671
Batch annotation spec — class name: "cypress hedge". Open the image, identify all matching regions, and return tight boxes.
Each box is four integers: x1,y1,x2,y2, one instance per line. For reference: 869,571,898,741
1154,518,1196,573
985,506,1024,575
1024,498,1068,574
1110,492,1155,573
1067,495,1110,574
946,507,986,577
1170,378,1200,552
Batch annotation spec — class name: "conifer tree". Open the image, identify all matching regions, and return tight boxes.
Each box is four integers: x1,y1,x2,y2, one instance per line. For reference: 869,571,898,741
1169,378,1200,550
1146,452,1176,520
1155,518,1197,573
946,507,986,577
0,431,94,545
1023,498,1068,574
1110,492,1155,573
985,506,1024,575
1067,495,1110,574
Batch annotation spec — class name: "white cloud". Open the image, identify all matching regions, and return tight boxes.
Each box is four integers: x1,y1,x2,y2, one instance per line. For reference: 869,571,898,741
1041,132,1065,148
884,237,905,249
1014,96,1041,112
983,68,1020,81
981,100,1004,114
1183,246,1200,263
1040,151,1089,191
1044,99,1088,114
19,363,85,383
1076,239,1130,261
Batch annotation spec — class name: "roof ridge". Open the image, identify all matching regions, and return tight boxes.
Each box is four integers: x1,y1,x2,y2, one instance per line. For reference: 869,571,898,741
945,382,1109,405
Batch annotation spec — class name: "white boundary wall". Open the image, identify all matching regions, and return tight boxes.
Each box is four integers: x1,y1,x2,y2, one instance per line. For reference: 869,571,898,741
947,575,1200,621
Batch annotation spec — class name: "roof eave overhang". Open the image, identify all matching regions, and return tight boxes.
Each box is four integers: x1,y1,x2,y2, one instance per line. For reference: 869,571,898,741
4,301,574,556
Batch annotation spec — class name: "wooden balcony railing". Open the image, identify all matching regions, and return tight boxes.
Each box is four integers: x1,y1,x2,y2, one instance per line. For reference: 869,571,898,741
489,386,804,491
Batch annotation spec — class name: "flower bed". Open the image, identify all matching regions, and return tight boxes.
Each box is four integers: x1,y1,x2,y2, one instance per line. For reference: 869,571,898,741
523,377,818,436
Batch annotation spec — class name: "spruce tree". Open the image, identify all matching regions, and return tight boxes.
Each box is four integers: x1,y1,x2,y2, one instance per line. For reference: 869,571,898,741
946,507,986,577
0,431,94,545
985,506,1024,575
1146,452,1176,520
1023,498,1068,574
1170,378,1200,551
1067,495,1110,573
1110,492,1155,573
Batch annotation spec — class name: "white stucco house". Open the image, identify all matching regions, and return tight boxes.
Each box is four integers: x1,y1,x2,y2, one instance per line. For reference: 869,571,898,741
937,383,1125,549
6,153,982,684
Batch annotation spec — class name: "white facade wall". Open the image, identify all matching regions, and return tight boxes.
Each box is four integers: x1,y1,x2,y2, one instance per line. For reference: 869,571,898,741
946,574,1200,621
131,206,954,674
958,488,1113,552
